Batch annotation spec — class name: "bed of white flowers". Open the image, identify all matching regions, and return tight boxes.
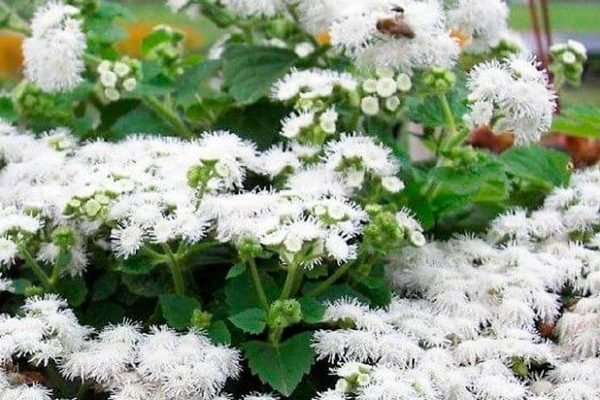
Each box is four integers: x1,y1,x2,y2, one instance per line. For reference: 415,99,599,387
0,0,596,399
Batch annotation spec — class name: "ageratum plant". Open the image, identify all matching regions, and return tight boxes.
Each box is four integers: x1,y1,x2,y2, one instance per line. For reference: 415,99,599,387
0,0,593,399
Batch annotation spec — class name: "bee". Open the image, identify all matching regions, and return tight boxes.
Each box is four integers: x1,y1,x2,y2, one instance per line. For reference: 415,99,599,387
376,6,416,39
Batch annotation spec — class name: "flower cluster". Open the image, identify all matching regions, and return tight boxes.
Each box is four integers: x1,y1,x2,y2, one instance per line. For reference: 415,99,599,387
22,1,87,93
323,0,459,72
313,166,600,400
97,58,140,102
550,40,588,87
0,115,406,272
359,68,412,116
0,295,242,400
62,323,240,400
464,56,557,145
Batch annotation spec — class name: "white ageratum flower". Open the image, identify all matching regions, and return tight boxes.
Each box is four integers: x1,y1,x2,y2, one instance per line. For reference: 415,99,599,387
272,68,358,102
220,0,286,17
447,0,509,51
327,0,459,71
324,134,400,178
465,56,556,145
280,111,315,139
110,224,146,258
23,2,87,93
0,237,18,267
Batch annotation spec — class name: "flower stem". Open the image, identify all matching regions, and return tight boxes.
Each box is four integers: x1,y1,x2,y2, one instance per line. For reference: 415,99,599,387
279,263,298,300
438,92,457,152
17,243,52,290
162,243,186,296
307,261,354,298
248,258,269,312
142,94,193,140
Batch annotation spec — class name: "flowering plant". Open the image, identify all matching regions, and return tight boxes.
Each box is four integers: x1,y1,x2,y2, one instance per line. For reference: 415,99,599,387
0,0,592,399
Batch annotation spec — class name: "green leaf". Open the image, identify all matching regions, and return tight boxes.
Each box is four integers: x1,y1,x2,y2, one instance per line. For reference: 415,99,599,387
222,44,298,104
226,263,246,280
299,297,325,324
499,145,570,188
85,15,127,44
429,166,481,195
92,273,119,301
228,308,267,334
244,332,315,396
117,254,160,275
159,294,201,329
111,106,172,137
207,320,231,345
11,278,32,295
122,273,165,297
82,300,126,328
552,104,600,138
175,60,221,106
0,97,16,122
55,277,88,307
214,100,289,149
225,270,279,314
141,29,173,56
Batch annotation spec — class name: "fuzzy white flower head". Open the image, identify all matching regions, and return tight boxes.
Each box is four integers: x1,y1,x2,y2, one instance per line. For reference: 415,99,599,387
447,0,509,50
110,224,146,258
280,111,315,139
272,69,357,102
325,134,400,177
327,0,458,71
220,0,286,17
23,2,87,93
466,56,556,145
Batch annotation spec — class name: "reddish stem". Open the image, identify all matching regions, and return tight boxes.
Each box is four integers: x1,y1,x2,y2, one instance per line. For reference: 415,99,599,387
528,0,548,67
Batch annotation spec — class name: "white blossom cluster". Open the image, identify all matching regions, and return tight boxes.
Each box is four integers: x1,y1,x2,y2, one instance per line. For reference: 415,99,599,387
0,116,404,272
319,0,459,72
359,67,412,116
313,166,600,400
62,323,240,400
165,0,529,72
0,295,242,400
97,59,139,102
464,56,557,145
23,1,87,93
446,0,512,53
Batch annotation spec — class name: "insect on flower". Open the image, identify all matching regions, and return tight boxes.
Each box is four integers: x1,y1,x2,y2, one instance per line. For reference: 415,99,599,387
376,6,416,39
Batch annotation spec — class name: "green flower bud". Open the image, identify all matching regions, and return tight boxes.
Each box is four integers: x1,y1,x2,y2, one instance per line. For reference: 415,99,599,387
51,226,76,249
24,285,45,297
83,199,102,217
190,309,212,330
237,237,263,260
269,299,302,328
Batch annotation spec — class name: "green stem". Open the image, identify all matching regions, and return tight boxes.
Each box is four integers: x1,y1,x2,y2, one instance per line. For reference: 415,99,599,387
248,258,269,312
0,1,31,35
268,326,283,344
279,263,298,300
162,243,186,295
290,266,304,299
438,92,458,152
83,53,103,66
307,261,354,298
142,94,193,140
17,243,52,290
